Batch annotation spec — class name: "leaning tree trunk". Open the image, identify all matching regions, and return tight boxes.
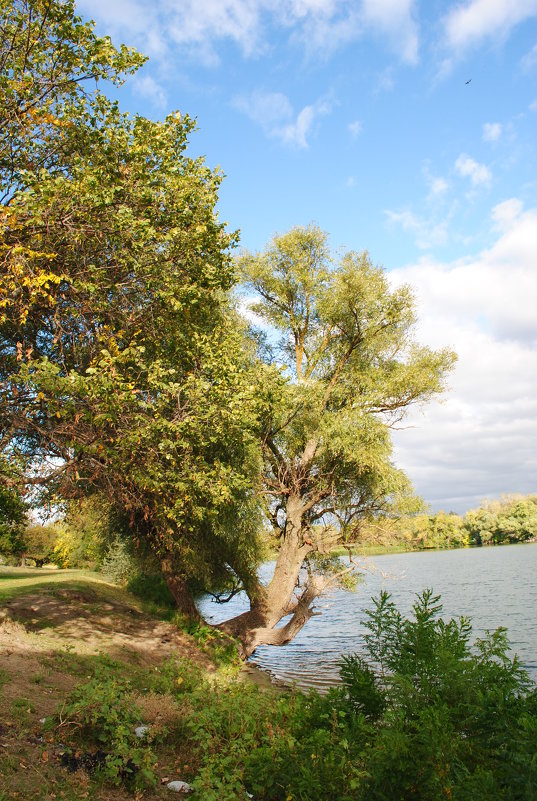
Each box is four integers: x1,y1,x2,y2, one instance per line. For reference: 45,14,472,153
219,495,317,657
160,556,201,621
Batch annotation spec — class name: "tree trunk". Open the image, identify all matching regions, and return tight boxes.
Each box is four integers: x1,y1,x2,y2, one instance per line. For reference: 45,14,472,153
160,556,201,621
219,495,315,657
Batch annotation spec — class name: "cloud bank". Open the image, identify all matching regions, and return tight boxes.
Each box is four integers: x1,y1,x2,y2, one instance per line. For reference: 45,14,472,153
390,200,537,512
78,0,420,65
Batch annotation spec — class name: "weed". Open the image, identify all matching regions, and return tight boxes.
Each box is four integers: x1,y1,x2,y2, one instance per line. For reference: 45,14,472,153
56,667,157,787
0,667,8,689
171,612,240,667
174,590,537,801
12,697,35,715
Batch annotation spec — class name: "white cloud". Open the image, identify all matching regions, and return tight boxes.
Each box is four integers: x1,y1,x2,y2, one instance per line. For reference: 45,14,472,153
131,75,168,108
234,90,293,126
491,197,524,230
385,209,449,249
521,42,537,70
279,104,321,148
422,163,449,198
166,0,265,62
389,203,537,511
429,176,449,196
455,153,492,187
443,0,537,52
79,0,419,65
348,119,362,138
482,122,502,142
234,90,332,148
359,0,418,64
76,0,168,57
375,67,395,93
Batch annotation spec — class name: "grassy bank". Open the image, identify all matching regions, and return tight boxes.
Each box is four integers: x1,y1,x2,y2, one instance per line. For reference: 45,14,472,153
0,567,245,800
1,568,536,801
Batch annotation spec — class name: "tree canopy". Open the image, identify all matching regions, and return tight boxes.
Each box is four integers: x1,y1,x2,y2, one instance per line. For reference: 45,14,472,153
219,226,456,653
0,0,263,610
1,2,458,655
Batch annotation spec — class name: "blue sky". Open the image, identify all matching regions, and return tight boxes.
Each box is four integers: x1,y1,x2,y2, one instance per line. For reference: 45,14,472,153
77,0,537,513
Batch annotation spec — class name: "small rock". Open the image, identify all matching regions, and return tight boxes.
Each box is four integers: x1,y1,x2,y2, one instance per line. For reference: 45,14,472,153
167,780,192,793
39,718,46,724
134,725,149,739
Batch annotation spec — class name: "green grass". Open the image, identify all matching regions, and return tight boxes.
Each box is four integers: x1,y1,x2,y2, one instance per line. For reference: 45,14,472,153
331,542,413,557
0,565,131,604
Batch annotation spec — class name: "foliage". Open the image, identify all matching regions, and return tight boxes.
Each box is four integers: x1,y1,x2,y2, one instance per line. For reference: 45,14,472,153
464,494,537,546
172,613,241,666
52,495,118,568
240,226,455,540
221,225,456,651
0,0,144,203
340,590,537,801
21,521,61,562
5,573,535,801
0,459,27,557
357,510,470,551
99,536,135,584
59,666,156,786
355,494,537,553
1,0,263,605
173,591,537,801
127,568,175,609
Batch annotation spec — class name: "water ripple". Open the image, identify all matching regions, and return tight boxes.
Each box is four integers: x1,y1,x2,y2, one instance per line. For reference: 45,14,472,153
199,543,537,691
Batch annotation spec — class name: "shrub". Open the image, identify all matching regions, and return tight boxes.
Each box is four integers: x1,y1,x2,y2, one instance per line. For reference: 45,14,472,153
181,590,536,801
58,668,156,787
340,589,537,800
127,570,175,608
100,537,135,584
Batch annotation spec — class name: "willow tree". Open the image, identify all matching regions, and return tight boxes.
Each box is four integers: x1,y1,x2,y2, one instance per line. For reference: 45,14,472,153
1,0,263,611
219,226,456,655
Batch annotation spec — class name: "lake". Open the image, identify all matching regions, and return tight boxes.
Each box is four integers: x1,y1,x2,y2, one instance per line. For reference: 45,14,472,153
198,542,537,690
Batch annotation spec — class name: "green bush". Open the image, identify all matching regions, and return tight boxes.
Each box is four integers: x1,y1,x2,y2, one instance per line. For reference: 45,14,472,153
172,612,241,666
59,667,156,787
0,478,26,560
127,570,175,608
464,494,537,545
51,593,536,801
178,591,536,801
340,589,537,801
100,537,135,584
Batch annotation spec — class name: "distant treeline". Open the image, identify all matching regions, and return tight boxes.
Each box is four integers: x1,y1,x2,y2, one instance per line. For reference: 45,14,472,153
356,494,537,551
2,494,537,575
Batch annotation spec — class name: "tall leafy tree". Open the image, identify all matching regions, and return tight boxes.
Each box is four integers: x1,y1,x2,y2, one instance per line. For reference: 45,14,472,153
1,0,263,610
0,455,27,558
219,226,456,655
465,494,537,545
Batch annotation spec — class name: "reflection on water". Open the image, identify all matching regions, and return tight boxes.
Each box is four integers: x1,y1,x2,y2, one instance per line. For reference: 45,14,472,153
198,542,537,691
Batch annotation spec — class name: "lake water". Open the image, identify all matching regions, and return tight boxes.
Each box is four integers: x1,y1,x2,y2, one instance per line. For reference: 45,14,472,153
198,542,537,690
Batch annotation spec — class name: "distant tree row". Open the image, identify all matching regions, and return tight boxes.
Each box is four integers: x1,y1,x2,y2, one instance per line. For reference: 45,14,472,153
356,494,537,550
2,493,535,577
